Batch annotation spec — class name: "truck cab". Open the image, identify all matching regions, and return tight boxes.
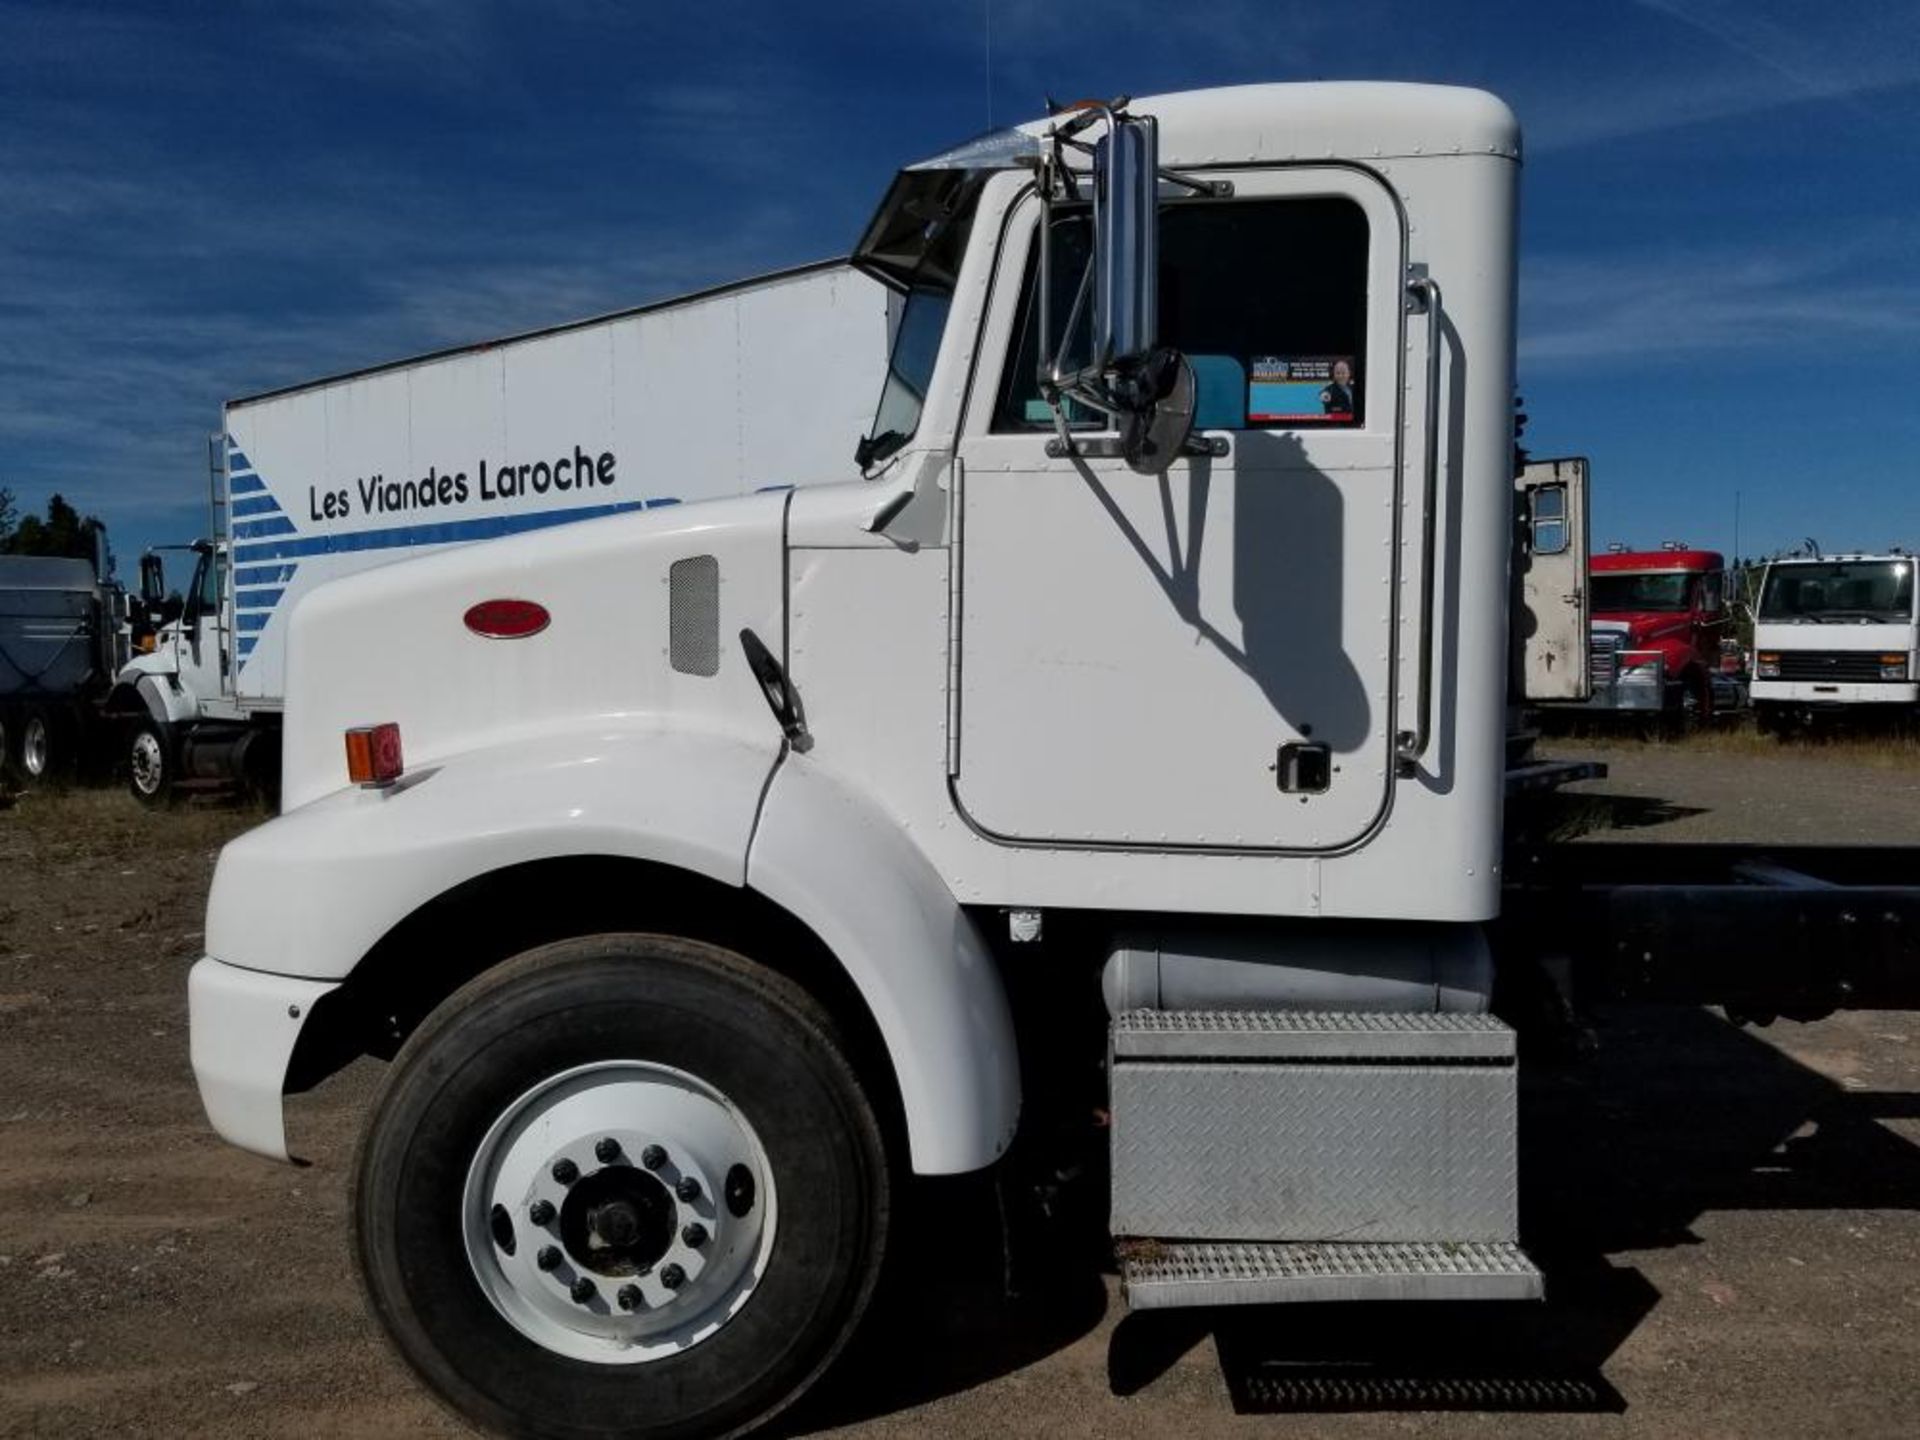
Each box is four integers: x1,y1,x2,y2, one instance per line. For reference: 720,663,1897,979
190,83,1562,1438
1752,552,1918,732
111,539,271,804
1579,544,1738,724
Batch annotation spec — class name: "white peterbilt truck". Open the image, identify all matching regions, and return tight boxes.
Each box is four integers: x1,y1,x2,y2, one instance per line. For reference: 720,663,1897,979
189,83,1920,1438
111,262,889,804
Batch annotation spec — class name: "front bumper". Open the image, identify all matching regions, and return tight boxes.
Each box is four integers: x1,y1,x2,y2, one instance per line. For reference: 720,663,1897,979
188,957,340,1161
1751,680,1918,706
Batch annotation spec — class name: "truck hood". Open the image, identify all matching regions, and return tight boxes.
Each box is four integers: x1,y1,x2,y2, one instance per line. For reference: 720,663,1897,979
279,492,792,811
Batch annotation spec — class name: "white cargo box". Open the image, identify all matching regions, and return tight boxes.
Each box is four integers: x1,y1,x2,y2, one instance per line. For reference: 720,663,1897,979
222,261,891,703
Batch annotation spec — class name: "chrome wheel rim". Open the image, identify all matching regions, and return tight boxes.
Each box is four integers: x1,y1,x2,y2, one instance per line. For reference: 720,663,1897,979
461,1059,777,1364
130,730,164,795
22,717,49,777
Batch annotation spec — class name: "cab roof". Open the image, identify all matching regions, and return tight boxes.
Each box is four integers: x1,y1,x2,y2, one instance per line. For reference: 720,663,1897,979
1593,549,1724,574
1013,82,1521,167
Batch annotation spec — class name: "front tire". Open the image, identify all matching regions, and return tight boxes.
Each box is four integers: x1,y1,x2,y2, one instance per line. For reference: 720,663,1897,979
127,717,175,807
354,935,890,1440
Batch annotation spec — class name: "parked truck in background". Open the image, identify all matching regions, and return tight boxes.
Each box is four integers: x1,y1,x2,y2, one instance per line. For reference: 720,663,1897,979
0,524,158,785
112,262,891,805
187,84,1920,1440
1752,552,1918,734
1570,543,1740,725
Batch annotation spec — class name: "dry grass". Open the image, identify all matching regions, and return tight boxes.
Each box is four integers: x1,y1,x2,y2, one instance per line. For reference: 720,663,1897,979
1543,720,1920,772
0,784,263,867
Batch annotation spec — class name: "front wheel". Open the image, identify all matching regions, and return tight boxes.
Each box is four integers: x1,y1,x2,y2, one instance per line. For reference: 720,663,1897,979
127,718,175,807
354,935,891,1440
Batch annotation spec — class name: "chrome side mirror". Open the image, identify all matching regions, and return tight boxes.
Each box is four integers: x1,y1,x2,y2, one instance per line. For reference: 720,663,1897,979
1036,102,1224,473
1092,113,1158,374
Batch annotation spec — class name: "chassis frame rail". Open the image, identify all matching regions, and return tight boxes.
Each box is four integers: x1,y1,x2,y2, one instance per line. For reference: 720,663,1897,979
1506,843,1920,1014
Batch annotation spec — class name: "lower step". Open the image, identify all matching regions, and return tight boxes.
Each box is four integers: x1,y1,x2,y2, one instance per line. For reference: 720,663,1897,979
1121,1240,1543,1310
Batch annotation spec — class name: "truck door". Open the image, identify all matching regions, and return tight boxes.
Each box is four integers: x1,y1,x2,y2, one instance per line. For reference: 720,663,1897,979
1512,457,1590,702
175,546,228,705
953,169,1408,852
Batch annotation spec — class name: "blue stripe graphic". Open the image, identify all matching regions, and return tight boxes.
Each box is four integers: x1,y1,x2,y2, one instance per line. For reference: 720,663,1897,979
234,515,297,539
236,636,258,657
235,564,296,586
236,612,271,633
234,587,285,610
229,448,254,471
229,474,266,494
232,494,283,518
233,500,645,564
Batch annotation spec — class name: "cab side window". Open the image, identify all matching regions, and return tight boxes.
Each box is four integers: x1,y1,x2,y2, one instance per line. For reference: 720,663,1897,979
993,196,1371,432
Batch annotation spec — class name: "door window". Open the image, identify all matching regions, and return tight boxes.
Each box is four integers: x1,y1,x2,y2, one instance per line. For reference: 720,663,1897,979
1530,483,1568,556
992,197,1371,433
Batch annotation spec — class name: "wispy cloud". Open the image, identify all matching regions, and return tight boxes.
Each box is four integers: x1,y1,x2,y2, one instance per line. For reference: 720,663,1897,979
1524,0,1920,151
1521,240,1920,366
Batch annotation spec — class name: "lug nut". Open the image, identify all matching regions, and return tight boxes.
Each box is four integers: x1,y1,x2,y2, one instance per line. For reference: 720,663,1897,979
616,1284,644,1312
641,1144,667,1171
659,1263,686,1291
528,1199,556,1226
570,1276,597,1304
536,1245,562,1272
675,1176,701,1203
681,1222,709,1248
595,1136,622,1164
551,1158,580,1186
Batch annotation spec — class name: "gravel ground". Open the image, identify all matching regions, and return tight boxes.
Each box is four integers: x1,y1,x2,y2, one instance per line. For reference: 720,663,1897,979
2,741,1917,1438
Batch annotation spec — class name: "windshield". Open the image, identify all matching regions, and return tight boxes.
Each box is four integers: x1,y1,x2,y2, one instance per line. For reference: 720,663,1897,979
1760,560,1915,624
1591,572,1693,614
853,168,984,470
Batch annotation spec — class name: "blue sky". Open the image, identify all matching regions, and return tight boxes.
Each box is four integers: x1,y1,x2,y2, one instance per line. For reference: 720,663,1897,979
1,0,1917,572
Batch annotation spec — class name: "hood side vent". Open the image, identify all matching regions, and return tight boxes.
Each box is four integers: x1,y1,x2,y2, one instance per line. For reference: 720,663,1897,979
668,555,721,677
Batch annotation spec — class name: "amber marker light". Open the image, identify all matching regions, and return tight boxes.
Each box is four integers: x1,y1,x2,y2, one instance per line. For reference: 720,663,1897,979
345,723,405,788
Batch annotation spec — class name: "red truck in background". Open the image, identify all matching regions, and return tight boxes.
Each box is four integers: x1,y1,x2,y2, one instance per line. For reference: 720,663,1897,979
1571,543,1744,727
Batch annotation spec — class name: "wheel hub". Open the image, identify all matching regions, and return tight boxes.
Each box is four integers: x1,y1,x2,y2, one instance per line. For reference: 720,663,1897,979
561,1166,675,1276
462,1061,776,1365
130,731,163,793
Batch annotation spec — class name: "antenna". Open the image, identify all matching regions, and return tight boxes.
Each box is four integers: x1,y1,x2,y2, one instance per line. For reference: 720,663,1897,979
983,0,993,129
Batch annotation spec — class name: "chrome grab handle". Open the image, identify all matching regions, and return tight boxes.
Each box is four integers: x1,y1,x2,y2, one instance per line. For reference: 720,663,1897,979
1396,275,1443,773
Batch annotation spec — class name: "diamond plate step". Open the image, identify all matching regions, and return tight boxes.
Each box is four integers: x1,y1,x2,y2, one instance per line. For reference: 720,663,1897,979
1113,1009,1515,1061
1121,1240,1543,1310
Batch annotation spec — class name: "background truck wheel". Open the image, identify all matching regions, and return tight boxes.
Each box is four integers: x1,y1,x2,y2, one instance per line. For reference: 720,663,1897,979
16,707,59,783
127,718,175,807
1661,669,1711,738
353,934,890,1440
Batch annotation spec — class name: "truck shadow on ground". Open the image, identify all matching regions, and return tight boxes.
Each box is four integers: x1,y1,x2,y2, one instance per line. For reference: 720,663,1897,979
797,1004,1919,1426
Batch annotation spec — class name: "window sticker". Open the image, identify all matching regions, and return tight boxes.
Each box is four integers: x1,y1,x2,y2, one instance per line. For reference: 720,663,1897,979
1248,355,1357,424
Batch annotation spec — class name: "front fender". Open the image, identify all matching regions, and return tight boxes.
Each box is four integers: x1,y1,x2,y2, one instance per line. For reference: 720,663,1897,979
109,665,198,725
748,755,1020,1176
206,723,778,978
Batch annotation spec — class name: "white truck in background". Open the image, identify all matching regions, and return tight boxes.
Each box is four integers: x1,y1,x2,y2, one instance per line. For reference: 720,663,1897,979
111,262,892,803
187,84,1920,1440
1751,552,1918,734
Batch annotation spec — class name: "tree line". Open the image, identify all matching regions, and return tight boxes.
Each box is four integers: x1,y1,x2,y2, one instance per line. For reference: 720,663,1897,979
0,487,106,560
